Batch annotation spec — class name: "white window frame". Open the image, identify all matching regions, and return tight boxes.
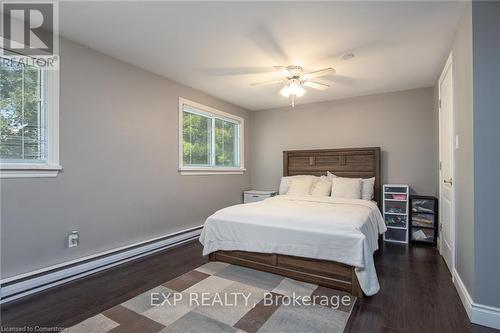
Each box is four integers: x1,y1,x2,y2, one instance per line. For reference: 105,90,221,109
0,51,61,178
179,97,245,175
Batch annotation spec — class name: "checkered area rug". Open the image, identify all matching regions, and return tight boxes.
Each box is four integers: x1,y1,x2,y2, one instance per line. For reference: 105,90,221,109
64,262,356,333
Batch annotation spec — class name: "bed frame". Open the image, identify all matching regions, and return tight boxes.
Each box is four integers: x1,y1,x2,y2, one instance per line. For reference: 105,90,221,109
209,147,381,297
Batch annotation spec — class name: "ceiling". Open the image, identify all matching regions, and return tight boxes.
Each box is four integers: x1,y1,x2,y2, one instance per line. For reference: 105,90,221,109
59,1,465,111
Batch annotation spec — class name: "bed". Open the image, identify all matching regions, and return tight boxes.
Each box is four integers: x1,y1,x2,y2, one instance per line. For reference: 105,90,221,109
199,147,385,297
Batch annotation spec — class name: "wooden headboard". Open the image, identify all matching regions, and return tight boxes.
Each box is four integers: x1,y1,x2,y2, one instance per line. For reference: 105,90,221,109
283,147,381,205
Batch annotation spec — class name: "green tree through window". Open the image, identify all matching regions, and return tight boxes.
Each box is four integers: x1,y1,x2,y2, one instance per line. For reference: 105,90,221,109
0,56,46,162
183,111,211,165
215,118,237,167
181,103,241,169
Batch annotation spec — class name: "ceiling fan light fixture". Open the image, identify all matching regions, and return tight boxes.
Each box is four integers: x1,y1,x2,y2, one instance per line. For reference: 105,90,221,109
288,82,305,97
280,82,305,99
280,85,290,97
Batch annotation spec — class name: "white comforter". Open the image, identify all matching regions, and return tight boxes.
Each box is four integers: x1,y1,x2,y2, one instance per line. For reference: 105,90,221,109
199,195,387,296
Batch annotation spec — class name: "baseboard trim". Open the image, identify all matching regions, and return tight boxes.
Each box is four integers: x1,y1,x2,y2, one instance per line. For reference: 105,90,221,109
473,303,500,329
453,269,473,319
453,269,500,329
0,225,203,304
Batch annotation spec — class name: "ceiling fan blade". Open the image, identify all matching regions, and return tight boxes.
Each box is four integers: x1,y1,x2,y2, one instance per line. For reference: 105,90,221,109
250,79,284,86
303,68,336,80
304,81,330,90
273,66,290,77
321,74,356,86
200,66,278,76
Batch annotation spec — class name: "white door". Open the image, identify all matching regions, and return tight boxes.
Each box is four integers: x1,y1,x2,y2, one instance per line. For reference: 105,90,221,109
438,54,455,273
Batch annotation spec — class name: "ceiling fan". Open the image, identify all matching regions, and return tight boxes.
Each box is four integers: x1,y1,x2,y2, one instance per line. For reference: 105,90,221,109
250,65,336,107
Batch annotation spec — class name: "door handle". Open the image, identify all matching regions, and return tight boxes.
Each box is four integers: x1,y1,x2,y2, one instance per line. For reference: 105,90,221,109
444,178,453,185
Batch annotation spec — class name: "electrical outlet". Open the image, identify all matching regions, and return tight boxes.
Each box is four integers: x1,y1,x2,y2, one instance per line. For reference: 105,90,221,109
68,231,79,248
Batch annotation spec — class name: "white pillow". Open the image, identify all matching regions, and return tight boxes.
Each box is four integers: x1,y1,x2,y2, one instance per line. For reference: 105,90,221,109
279,175,318,194
331,177,362,199
327,172,375,200
326,171,338,180
278,177,290,194
287,178,313,196
311,180,332,197
361,177,375,200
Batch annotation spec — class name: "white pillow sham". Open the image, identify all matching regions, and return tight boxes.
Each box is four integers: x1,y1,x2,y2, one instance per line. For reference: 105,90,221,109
279,175,318,195
326,171,337,180
360,177,375,200
287,178,313,196
311,179,332,197
331,177,363,199
327,172,375,200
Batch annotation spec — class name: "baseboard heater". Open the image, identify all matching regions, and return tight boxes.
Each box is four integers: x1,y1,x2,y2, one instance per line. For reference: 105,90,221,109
0,225,203,304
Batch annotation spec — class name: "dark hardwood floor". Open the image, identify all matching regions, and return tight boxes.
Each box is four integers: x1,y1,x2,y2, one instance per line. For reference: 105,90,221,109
1,241,497,333
348,243,498,333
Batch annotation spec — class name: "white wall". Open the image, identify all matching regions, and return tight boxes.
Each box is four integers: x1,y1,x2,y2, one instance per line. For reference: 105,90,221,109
0,38,251,279
250,88,438,196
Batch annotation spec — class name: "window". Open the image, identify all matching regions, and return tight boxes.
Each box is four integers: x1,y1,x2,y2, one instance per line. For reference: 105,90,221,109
0,52,60,178
179,98,244,174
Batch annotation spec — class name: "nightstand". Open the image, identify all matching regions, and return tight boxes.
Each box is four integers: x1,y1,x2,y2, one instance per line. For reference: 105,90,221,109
243,190,277,203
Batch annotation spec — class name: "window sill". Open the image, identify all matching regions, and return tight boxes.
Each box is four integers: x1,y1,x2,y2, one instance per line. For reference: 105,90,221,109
0,164,62,178
179,167,246,175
